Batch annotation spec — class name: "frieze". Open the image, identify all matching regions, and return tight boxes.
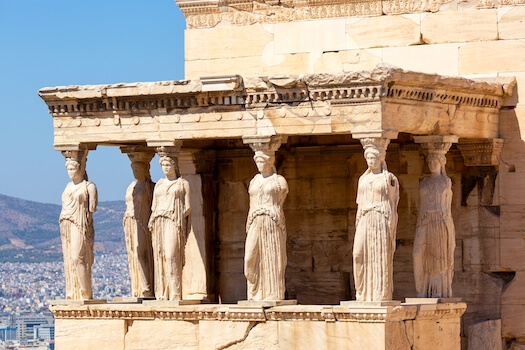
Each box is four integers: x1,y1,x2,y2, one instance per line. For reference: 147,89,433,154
177,0,525,28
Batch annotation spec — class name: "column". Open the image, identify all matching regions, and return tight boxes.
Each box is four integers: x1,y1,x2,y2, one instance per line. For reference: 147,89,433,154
351,132,399,302
413,135,458,299
148,141,190,301
241,135,294,304
120,146,156,299
179,149,216,301
58,145,98,301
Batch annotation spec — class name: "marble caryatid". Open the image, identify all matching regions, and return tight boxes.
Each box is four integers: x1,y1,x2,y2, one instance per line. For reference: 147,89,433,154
353,138,399,301
123,150,155,298
413,142,456,298
59,150,98,300
149,147,191,301
244,141,289,301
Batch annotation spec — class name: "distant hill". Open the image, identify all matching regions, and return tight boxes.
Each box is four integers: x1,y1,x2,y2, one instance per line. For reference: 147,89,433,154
0,194,126,262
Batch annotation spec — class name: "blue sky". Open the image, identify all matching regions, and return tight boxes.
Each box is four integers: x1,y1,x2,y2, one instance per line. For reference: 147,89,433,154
0,1,186,204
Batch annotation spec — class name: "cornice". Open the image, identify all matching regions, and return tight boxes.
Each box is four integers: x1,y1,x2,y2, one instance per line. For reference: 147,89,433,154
49,302,467,322
39,66,508,118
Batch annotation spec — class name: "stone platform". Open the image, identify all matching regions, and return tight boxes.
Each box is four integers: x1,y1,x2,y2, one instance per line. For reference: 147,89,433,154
50,301,466,350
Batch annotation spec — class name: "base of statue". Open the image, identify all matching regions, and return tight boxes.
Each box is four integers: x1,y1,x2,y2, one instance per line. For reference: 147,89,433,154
110,297,156,303
340,300,401,307
404,297,462,304
237,300,298,307
142,299,205,306
49,301,466,350
49,299,107,305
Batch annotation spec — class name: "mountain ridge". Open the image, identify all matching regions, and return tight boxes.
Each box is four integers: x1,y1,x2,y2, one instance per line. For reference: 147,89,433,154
0,193,126,262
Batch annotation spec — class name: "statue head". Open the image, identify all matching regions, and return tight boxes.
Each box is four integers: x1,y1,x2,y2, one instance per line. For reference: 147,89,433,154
159,156,179,179
427,152,447,175
253,150,276,175
63,150,88,182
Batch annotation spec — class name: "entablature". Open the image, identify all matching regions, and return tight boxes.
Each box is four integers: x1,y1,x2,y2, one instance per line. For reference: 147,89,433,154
39,66,514,153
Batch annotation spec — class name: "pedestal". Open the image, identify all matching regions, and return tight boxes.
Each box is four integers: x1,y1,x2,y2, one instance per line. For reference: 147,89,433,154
50,302,466,350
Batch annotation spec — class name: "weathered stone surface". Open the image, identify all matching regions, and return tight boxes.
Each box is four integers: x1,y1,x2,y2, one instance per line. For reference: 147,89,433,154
198,321,254,350
55,318,125,350
467,319,502,350
421,9,498,44
125,319,198,350
459,40,525,74
274,19,346,55
498,6,525,40
502,304,525,337
346,14,421,49
382,43,460,76
185,24,273,61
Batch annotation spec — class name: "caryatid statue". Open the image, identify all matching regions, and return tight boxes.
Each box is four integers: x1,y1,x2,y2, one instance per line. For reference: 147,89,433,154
148,145,191,301
244,137,289,301
122,148,155,298
59,150,98,300
353,137,399,301
413,137,457,298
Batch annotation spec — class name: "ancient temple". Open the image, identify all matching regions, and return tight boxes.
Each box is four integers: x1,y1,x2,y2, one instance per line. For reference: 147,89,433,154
39,0,525,349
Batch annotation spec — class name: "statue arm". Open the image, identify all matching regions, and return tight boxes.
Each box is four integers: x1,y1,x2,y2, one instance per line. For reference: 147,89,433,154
87,182,98,213
277,176,289,207
183,180,192,218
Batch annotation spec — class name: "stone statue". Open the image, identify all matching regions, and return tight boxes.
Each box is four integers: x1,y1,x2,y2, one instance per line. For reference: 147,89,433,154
353,138,399,301
59,150,98,300
123,151,155,298
148,154,191,301
413,151,455,298
245,149,289,301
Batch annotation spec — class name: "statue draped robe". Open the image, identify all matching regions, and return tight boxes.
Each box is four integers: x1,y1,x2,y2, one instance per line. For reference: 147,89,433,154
353,171,399,301
245,173,288,301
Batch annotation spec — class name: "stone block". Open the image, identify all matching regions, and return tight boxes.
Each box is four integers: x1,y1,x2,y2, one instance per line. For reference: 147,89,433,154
185,53,310,79
500,205,525,239
499,172,525,205
286,271,351,304
502,304,525,337
346,14,421,49
199,320,254,350
421,9,497,44
467,319,502,350
382,43,460,76
339,49,383,73
287,240,313,270
55,318,125,350
185,24,273,61
286,178,315,210
217,180,249,211
274,19,346,55
216,156,255,182
218,272,246,303
125,319,198,350
286,209,350,241
227,322,279,350
311,240,353,273
459,40,525,75
413,318,461,350
498,6,525,40
217,211,247,242
311,177,351,209
499,238,525,271
502,272,525,306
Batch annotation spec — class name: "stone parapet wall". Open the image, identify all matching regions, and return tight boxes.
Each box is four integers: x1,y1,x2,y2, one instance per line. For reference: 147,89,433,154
183,7,525,79
50,302,466,350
